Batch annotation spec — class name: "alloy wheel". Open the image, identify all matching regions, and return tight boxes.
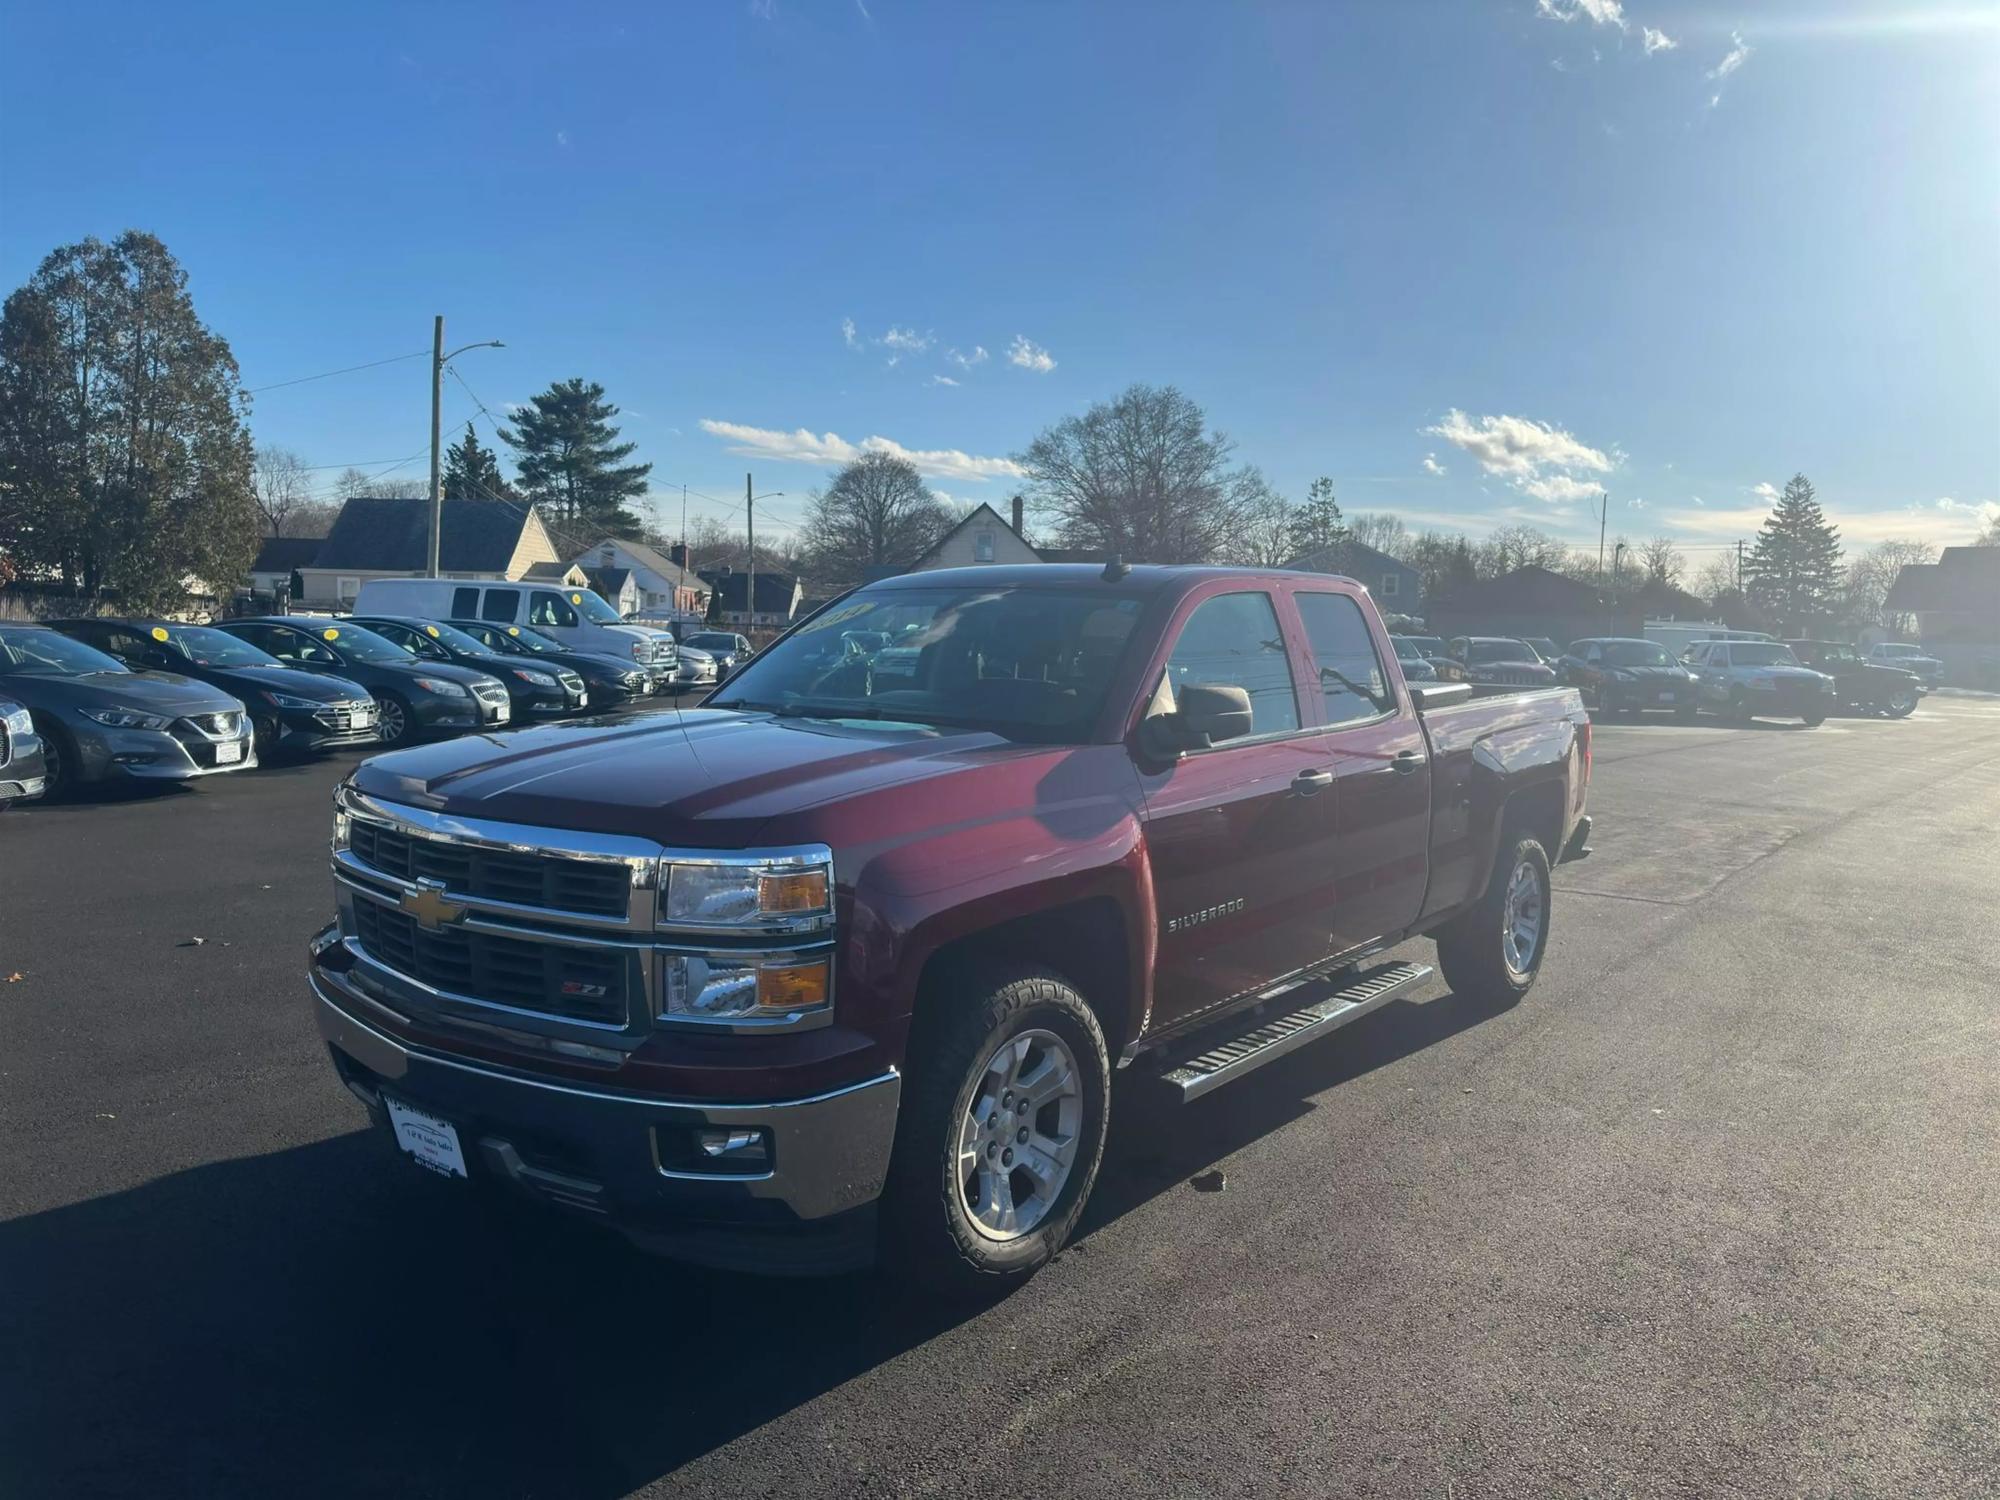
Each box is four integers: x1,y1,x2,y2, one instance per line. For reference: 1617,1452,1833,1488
957,1028,1084,1242
1501,857,1545,978
377,698,408,744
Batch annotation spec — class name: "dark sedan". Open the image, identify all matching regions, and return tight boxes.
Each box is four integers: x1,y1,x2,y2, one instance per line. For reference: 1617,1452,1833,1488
1559,638,1699,719
0,694,48,808
0,624,256,795
446,619,656,706
1443,637,1559,691
215,618,511,747
1784,640,1923,718
49,617,379,757
680,630,753,676
348,615,589,719
1387,635,1440,682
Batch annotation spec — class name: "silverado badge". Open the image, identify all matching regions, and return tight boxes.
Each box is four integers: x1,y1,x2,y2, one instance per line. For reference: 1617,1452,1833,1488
399,878,467,931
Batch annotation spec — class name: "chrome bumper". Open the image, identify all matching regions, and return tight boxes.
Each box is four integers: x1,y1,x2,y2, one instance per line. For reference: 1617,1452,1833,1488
311,967,901,1225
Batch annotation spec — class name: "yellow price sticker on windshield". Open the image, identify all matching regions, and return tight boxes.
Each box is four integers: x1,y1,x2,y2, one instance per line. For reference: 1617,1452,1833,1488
507,626,520,636
425,625,440,638
570,593,583,605
150,627,170,642
322,628,340,641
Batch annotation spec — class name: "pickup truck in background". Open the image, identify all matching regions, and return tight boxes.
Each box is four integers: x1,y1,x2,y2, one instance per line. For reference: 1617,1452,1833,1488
309,564,1592,1291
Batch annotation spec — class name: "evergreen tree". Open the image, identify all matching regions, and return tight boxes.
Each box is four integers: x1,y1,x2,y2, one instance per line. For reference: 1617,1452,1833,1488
1283,476,1346,559
1744,473,1843,630
443,423,511,500
499,378,650,538
0,232,257,608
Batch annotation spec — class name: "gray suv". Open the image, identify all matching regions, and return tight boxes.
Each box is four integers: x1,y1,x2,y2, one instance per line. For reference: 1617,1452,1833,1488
1683,639,1835,725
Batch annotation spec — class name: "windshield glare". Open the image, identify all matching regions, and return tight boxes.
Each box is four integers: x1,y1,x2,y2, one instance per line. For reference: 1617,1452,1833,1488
1602,642,1673,667
711,586,1144,740
1469,641,1535,663
574,592,622,623
168,625,278,668
0,626,128,676
1731,644,1802,667
318,623,417,665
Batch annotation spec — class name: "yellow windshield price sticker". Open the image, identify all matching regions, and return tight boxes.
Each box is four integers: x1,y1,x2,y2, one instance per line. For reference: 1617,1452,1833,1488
570,593,583,605
507,626,520,636
322,628,340,641
150,627,170,642
425,625,440,638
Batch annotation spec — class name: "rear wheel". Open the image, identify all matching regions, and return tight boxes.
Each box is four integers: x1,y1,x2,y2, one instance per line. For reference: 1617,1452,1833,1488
1435,832,1552,1006
1802,712,1827,728
1883,685,1918,718
883,963,1110,1297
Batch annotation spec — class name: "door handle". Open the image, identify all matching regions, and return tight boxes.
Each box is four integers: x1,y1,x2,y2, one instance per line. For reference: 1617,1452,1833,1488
1392,750,1424,776
1291,768,1333,795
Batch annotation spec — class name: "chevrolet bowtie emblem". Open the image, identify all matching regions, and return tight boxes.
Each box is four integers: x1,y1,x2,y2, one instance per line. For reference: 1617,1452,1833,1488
399,878,467,930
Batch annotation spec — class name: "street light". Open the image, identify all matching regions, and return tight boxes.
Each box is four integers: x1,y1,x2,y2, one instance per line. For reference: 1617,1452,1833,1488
427,318,506,578
745,480,784,632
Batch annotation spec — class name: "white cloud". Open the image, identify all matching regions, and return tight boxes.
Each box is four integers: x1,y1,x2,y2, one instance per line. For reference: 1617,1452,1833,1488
880,326,933,354
1691,495,1705,506
1628,496,1647,509
1426,409,1614,480
699,418,1026,483
929,374,959,387
947,345,989,370
1934,496,2000,522
554,130,571,148
1642,26,1676,54
1709,31,1751,80
1751,481,1780,502
1537,0,1626,27
1519,474,1605,503
1421,454,1446,477
840,316,858,350
1006,335,1056,373
1662,502,1996,548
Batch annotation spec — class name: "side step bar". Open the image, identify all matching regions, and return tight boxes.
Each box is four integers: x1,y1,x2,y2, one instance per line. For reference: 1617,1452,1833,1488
1160,960,1434,1103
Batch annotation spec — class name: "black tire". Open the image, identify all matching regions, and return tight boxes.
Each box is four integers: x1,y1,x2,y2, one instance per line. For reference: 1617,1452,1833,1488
1882,686,1918,719
1675,705,1699,723
31,715,75,799
1802,713,1826,728
1435,831,1553,1007
882,963,1110,1297
375,693,414,746
252,711,282,758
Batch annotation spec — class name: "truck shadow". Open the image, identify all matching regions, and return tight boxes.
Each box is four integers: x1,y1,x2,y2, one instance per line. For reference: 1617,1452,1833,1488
0,984,1509,1500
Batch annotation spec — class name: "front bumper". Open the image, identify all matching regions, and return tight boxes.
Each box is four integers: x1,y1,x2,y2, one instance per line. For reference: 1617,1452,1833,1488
410,692,511,733
311,961,901,1273
275,703,380,752
1600,679,1694,710
74,722,257,782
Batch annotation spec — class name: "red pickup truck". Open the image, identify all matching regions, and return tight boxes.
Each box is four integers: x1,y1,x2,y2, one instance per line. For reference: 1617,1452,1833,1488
310,564,1591,1290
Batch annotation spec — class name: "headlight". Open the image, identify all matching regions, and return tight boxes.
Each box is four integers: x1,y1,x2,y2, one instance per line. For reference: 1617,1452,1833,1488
629,640,647,659
413,677,469,698
660,854,833,932
2,705,30,735
661,951,832,1024
81,707,173,730
621,671,646,686
332,801,351,851
260,690,325,710
512,668,558,688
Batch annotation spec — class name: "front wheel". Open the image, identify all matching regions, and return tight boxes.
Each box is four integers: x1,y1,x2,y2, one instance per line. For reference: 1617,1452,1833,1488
1883,686,1918,719
1802,712,1827,728
1435,832,1552,1006
883,964,1110,1297
375,693,413,746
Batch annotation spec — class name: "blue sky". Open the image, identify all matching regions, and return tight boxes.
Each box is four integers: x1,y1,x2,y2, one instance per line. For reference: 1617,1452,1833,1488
3,0,1995,560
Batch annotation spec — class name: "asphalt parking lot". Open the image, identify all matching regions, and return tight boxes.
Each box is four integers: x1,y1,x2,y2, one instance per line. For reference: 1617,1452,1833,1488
3,694,1997,1499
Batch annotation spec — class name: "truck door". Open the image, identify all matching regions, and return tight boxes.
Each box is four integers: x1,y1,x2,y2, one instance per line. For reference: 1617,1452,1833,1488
1134,587,1341,1032
1291,588,1431,954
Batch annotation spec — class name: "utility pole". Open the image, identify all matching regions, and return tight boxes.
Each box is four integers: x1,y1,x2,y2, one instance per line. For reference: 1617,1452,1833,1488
427,315,444,578
745,472,755,634
1597,493,1609,582
680,483,690,616
1736,538,1746,590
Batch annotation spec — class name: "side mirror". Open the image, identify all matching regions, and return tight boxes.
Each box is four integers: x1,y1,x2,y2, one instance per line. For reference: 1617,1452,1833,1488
1141,682,1253,758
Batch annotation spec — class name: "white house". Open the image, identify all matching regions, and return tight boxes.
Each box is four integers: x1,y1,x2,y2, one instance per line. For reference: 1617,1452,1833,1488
906,500,1041,572
569,539,709,616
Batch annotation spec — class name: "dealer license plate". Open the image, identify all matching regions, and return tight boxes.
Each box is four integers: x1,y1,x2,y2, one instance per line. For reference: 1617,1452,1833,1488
492,703,511,724
384,1096,467,1179
1657,690,1674,702
216,739,244,764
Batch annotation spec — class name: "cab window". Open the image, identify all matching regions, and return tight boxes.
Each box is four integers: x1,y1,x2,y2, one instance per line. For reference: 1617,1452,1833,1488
1294,592,1391,726
452,586,481,617
481,590,520,623
1156,590,1299,741
529,590,579,628
265,627,336,665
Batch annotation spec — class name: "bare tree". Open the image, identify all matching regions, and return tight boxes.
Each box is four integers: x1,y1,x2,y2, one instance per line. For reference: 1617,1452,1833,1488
1345,512,1409,558
1842,538,1937,630
798,452,952,591
1478,524,1571,577
1976,513,2000,546
333,466,421,500
1692,553,1739,602
1222,470,1294,566
1638,535,1686,585
1017,384,1260,564
252,447,339,537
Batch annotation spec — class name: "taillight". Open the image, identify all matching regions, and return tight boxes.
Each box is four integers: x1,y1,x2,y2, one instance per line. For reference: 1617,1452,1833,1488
1578,717,1592,784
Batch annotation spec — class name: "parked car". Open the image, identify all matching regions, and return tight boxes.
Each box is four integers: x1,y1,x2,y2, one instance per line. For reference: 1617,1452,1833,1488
446,619,659,705
1683,639,1835,725
353,579,678,679
681,630,753,677
1521,637,1561,663
1443,637,1558,691
1784,640,1923,717
48,617,379,758
1387,635,1439,682
1867,641,1943,688
214,617,511,746
675,643,719,688
0,624,256,795
1557,638,1698,720
0,694,48,808
347,615,589,719
308,563,1591,1289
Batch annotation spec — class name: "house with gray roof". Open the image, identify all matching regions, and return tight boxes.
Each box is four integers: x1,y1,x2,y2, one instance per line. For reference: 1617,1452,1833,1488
295,496,560,609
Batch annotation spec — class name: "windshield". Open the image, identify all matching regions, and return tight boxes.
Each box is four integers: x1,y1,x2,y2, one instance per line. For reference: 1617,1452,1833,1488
0,626,128,676
165,625,280,668
573,591,623,623
408,620,494,658
487,623,561,654
1602,641,1674,667
1880,644,1921,657
710,586,1144,740
687,634,735,651
1730,644,1802,668
316,623,420,665
1469,640,1536,664
1389,637,1427,661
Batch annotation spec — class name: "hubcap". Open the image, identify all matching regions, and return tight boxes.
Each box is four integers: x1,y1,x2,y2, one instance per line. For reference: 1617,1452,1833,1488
1891,689,1915,713
957,1028,1083,1242
1501,859,1544,978
379,700,407,742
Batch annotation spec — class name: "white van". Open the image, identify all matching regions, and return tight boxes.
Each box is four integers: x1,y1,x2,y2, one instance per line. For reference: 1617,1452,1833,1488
352,579,677,672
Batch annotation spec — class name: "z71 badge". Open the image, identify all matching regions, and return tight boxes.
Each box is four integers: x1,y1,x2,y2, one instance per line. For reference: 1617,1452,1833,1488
1166,897,1245,934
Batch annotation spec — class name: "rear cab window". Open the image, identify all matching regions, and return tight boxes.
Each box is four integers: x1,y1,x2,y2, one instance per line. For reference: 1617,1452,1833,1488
481,591,520,624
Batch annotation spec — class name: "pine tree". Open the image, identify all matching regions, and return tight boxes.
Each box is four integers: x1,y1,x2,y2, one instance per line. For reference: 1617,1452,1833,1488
1283,476,1346,559
1744,473,1843,631
442,423,511,501
499,378,650,539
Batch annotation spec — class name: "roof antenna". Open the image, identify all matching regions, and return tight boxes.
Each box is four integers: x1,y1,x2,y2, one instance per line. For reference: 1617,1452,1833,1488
1101,553,1130,582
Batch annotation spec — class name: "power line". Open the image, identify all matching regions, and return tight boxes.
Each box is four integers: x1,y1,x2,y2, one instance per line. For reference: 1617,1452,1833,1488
246,349,428,395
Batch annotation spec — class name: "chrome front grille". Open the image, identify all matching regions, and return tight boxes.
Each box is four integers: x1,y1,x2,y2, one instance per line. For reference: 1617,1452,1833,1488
313,700,375,734
186,711,243,737
0,720,10,768
471,681,510,706
558,670,585,694
348,818,634,918
350,897,630,1026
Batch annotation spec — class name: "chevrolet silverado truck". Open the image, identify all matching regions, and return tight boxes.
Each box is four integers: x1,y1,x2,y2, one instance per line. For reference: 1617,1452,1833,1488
309,564,1592,1291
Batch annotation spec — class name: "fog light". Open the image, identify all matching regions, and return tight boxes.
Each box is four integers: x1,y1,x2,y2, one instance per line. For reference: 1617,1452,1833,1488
699,1128,768,1163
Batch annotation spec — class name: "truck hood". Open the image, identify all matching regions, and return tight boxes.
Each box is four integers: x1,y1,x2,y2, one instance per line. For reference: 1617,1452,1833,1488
346,707,1044,847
